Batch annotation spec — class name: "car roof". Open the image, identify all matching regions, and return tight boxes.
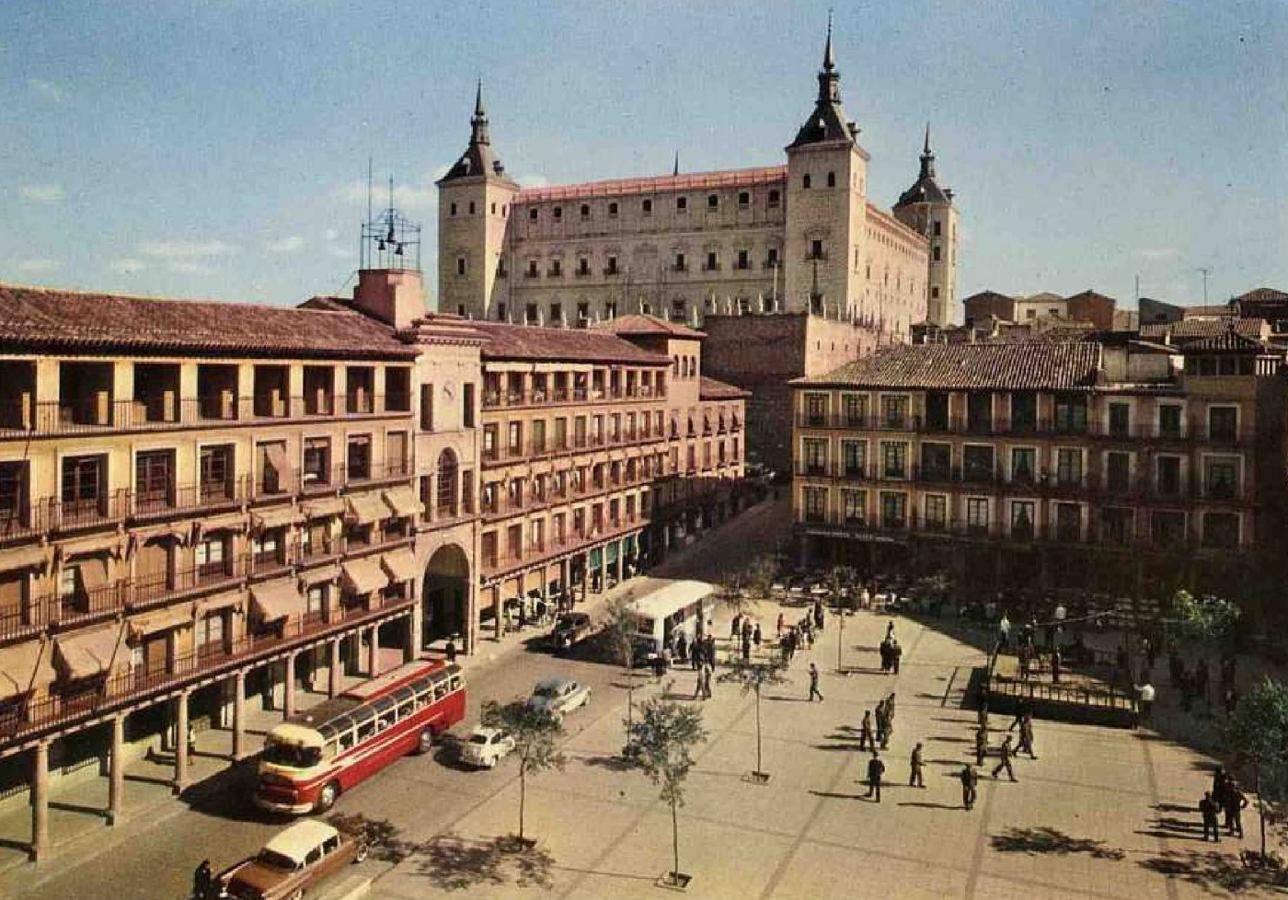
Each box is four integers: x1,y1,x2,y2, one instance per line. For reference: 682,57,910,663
535,677,574,690
472,725,504,738
263,820,340,863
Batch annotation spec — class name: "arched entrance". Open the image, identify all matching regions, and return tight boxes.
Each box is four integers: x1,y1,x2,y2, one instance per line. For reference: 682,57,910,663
423,544,469,645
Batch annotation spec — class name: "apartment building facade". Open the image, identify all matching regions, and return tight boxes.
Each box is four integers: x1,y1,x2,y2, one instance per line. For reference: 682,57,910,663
790,335,1286,601
0,277,747,860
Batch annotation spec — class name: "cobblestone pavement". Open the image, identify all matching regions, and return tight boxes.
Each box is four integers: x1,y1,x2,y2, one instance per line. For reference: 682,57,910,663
6,499,1281,899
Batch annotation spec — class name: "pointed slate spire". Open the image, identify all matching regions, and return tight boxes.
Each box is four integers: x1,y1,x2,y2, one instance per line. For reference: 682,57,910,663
823,9,835,72
923,121,931,155
672,150,680,176
439,79,507,182
920,121,936,179
790,14,852,147
470,78,490,146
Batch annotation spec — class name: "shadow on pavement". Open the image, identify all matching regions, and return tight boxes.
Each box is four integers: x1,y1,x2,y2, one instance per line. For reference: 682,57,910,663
412,832,555,892
989,826,1126,860
1138,848,1287,893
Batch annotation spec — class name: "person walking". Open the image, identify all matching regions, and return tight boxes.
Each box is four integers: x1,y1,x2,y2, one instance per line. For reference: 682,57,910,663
741,630,752,662
909,742,926,788
702,662,714,700
876,703,890,750
991,735,1017,782
886,620,896,641
193,859,214,900
865,750,885,802
1051,646,1062,684
891,640,903,675
1200,791,1221,842
879,638,892,674
975,723,988,767
1223,780,1248,838
693,664,705,700
1008,699,1031,733
1017,713,1038,760
808,662,824,702
959,765,978,810
753,622,763,649
998,612,1012,650
776,611,784,639
859,710,875,751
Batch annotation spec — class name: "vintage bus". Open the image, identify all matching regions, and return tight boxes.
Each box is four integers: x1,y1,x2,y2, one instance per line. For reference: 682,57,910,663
255,658,466,815
634,580,713,659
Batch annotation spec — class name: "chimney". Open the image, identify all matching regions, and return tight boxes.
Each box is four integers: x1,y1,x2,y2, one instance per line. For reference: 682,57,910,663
352,269,426,330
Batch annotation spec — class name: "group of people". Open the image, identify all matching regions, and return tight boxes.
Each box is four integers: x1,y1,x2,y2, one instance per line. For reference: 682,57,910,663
878,621,903,674
857,692,898,751
1200,766,1249,842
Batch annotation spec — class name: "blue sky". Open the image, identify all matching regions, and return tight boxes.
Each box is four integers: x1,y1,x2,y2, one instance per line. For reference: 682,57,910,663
3,0,1285,314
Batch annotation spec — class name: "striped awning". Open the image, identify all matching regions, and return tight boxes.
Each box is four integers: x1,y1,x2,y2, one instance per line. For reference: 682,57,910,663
250,579,306,623
300,564,341,587
128,607,192,639
0,639,56,701
381,547,417,584
251,505,303,533
56,624,128,680
346,494,388,527
302,496,346,520
382,487,420,520
196,590,243,617
341,556,386,596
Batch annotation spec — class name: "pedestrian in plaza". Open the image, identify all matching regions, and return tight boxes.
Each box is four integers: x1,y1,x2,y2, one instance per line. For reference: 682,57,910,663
886,620,896,641
731,613,741,642
1135,681,1155,726
693,665,705,700
960,765,978,810
991,735,1017,782
753,621,763,649
876,707,890,750
1223,780,1248,838
814,598,825,631
909,742,926,788
1200,791,1221,842
1008,698,1031,733
703,662,714,700
975,723,988,767
445,637,458,664
742,630,752,662
891,640,903,675
998,612,1012,650
1212,765,1228,807
193,859,214,900
859,710,875,751
879,638,892,674
1017,713,1038,760
808,662,823,702
865,750,885,802
1051,646,1062,684
1018,643,1032,681
885,692,897,725
676,632,688,664
803,619,815,649
776,611,785,638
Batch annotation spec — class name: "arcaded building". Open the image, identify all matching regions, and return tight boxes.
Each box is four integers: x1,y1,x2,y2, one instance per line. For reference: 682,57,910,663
0,262,747,858
436,28,959,333
790,333,1287,602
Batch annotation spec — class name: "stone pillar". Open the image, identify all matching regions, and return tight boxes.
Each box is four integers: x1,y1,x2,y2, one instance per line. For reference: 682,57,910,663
231,671,246,761
404,610,417,661
283,653,296,719
367,626,380,678
493,589,502,641
108,714,125,826
613,545,624,586
173,691,190,794
328,638,342,698
30,740,49,861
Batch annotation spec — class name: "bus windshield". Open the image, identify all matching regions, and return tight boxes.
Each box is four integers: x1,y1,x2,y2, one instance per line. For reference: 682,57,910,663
262,740,323,769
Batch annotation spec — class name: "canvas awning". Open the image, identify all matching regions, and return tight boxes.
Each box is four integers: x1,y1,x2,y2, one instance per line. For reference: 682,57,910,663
251,506,302,533
341,557,386,596
0,544,50,573
300,564,341,587
55,624,127,680
382,487,419,520
302,496,346,520
261,442,289,474
381,548,417,584
250,579,306,623
58,532,122,559
346,494,387,526
128,607,192,639
129,521,190,549
199,511,247,533
0,639,56,701
196,590,243,617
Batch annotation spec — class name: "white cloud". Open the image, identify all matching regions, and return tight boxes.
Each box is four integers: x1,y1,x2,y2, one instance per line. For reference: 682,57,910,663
108,258,147,274
265,234,305,254
328,245,351,260
138,239,237,260
1138,247,1179,261
167,261,214,275
336,170,440,212
516,173,549,188
15,258,60,274
28,79,65,102
19,184,64,203
323,228,340,241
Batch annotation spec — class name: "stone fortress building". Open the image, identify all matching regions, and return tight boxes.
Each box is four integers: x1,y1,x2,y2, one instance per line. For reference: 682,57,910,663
435,23,959,337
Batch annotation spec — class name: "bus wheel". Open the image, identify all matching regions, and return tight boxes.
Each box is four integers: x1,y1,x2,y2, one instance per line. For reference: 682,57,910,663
314,780,340,813
413,728,434,755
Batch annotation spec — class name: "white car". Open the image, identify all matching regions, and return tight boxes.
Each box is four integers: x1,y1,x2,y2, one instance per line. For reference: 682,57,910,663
526,677,591,717
459,726,516,769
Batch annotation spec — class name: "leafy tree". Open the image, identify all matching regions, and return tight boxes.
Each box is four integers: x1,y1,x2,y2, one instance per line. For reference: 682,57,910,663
825,566,859,671
1225,677,1288,858
1171,590,1241,646
718,657,788,780
743,555,777,603
480,700,567,844
718,567,752,618
603,591,641,734
625,696,708,887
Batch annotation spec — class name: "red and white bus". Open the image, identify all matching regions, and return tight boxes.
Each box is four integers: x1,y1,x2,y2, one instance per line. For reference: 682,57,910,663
255,658,467,815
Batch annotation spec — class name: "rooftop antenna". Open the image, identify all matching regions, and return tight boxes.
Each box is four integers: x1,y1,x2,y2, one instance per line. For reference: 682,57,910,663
1197,266,1212,305
367,156,373,225
672,150,679,177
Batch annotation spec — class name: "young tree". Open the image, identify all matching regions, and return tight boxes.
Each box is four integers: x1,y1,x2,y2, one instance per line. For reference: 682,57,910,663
743,555,777,604
825,566,859,673
718,657,788,782
603,592,641,735
1225,677,1288,859
626,696,709,888
1170,590,1241,706
718,567,752,618
480,700,567,846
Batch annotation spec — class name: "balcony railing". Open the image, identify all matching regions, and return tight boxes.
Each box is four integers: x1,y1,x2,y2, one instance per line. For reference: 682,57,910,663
131,479,244,519
132,559,242,609
482,383,664,411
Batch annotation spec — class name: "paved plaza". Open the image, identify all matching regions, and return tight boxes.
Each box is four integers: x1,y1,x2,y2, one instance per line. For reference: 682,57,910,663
1,500,1279,899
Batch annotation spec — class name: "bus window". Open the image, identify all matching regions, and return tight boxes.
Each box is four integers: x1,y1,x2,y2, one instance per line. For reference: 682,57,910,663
338,730,355,752
396,698,414,721
449,675,462,692
263,740,323,769
357,720,375,741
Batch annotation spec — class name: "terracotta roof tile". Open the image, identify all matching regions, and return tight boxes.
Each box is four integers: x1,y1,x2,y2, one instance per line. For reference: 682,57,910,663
0,284,417,359
796,342,1102,391
699,376,750,400
1139,318,1266,342
593,314,705,340
515,166,787,203
471,321,670,365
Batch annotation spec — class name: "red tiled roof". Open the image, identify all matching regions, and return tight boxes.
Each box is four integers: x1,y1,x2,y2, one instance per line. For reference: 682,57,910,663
472,321,670,365
1234,287,1288,304
796,342,1103,391
1139,318,1266,342
699,376,750,400
593,314,705,340
0,284,417,359
1181,330,1274,352
1181,303,1238,318
515,166,787,203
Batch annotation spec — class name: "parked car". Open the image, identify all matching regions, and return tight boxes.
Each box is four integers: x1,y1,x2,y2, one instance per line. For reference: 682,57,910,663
526,677,591,717
217,819,367,900
549,612,594,653
459,725,516,769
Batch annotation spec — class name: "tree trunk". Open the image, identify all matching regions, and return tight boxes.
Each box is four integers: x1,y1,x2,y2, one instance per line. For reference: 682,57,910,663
755,684,763,775
626,668,635,735
671,793,680,880
836,615,843,672
1257,761,1267,859
519,760,527,841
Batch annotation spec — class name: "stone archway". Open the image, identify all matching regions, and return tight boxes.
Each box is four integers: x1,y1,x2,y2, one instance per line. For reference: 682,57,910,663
423,544,470,646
